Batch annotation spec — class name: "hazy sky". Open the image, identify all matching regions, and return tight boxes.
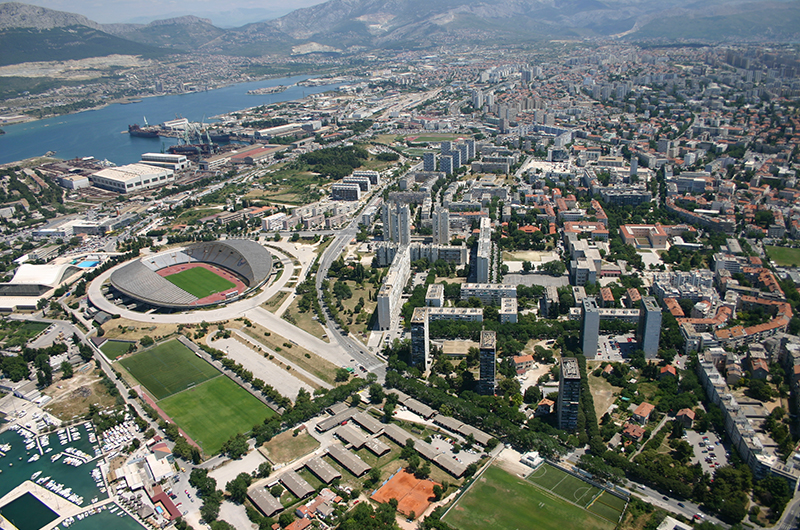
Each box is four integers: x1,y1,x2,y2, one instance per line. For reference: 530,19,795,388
9,0,328,26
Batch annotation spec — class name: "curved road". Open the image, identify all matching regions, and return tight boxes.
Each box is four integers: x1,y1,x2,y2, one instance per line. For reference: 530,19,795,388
85,245,374,372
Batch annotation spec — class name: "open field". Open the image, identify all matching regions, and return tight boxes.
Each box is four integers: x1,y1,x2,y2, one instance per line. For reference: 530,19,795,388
766,246,800,267
242,324,338,385
44,367,118,420
281,298,328,341
165,267,236,298
444,465,615,530
263,290,290,310
100,340,133,360
261,428,320,464
118,339,220,400
0,320,48,348
159,376,276,454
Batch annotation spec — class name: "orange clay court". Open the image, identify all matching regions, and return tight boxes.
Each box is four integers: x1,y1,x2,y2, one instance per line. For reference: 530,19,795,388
371,470,440,517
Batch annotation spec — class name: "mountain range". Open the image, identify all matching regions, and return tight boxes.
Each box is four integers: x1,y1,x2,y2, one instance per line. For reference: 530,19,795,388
1,0,799,66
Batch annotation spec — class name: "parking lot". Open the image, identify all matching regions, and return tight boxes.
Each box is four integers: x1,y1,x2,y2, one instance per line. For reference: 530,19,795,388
429,433,483,467
685,429,728,474
595,333,636,362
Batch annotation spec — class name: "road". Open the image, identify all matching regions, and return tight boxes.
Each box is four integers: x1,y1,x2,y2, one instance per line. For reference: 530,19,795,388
632,482,727,528
314,188,388,381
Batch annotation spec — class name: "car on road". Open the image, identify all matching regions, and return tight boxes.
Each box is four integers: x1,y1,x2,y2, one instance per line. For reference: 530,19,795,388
663,496,669,501
678,503,685,508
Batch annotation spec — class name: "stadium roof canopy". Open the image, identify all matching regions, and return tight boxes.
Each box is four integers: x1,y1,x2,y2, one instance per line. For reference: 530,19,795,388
110,240,272,309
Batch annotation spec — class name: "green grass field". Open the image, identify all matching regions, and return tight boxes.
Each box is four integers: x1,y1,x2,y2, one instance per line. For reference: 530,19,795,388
588,492,626,522
766,246,800,267
159,376,277,454
528,464,603,507
444,466,614,530
100,340,133,360
118,339,220,400
165,267,236,298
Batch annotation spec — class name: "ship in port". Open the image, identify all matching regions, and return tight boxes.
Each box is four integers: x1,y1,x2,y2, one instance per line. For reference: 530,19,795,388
128,124,159,138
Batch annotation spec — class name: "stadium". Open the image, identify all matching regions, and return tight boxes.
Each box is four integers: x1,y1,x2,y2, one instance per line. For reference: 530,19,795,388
108,240,272,311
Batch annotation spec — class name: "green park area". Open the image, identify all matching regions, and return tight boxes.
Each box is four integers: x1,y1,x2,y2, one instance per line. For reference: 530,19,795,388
443,465,616,530
766,246,800,267
164,267,236,299
100,340,133,360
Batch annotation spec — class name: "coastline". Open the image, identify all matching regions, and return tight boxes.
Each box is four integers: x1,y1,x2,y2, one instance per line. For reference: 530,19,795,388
1,72,321,125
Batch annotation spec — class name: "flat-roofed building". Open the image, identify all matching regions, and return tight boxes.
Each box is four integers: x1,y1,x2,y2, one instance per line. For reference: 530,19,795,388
141,153,189,171
364,437,391,456
353,412,383,435
620,224,669,249
581,297,600,359
479,331,497,396
305,457,341,484
425,284,444,307
457,424,493,446
433,454,467,477
331,183,361,201
499,297,518,323
382,423,416,446
428,307,483,322
336,424,368,449
411,307,431,371
638,297,663,359
405,398,436,419
327,445,371,477
460,283,517,305
433,414,463,432
280,470,315,499
248,488,283,517
90,163,174,194
558,357,581,431
316,408,356,432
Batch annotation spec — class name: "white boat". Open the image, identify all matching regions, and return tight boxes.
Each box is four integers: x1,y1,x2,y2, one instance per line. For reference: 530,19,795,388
27,454,40,462
31,470,42,480
37,475,50,485
51,452,62,462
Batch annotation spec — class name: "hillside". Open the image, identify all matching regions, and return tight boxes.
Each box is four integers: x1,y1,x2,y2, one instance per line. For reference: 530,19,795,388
103,16,227,51
0,25,167,66
0,0,799,65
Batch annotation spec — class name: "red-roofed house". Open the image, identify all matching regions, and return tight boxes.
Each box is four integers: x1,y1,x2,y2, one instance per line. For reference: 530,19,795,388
676,408,696,428
660,365,677,379
623,423,646,442
750,358,770,380
632,402,655,425
536,399,555,417
513,354,534,374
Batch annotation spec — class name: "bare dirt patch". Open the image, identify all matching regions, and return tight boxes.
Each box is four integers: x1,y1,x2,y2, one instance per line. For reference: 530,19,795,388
44,366,118,421
260,428,320,464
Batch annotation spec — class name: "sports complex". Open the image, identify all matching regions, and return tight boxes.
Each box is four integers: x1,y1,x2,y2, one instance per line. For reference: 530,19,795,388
443,463,626,530
118,338,277,454
108,239,272,311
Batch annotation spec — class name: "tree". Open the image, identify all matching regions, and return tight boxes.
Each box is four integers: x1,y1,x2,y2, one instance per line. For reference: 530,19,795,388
221,433,248,459
140,335,155,347
270,484,283,497
369,383,385,404
432,484,443,501
60,361,73,379
540,260,565,276
522,261,533,272
278,512,295,528
335,368,351,382
256,461,272,478
226,473,252,504
351,393,362,407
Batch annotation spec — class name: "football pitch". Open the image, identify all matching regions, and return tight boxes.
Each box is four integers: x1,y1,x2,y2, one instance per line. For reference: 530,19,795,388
165,267,236,299
159,376,277,454
528,463,602,507
443,466,615,530
118,339,220,400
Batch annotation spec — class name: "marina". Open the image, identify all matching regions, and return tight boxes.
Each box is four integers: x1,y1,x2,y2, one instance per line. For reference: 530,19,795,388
0,421,145,530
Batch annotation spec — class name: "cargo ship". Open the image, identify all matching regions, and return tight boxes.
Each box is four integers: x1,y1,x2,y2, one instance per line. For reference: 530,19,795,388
128,124,159,138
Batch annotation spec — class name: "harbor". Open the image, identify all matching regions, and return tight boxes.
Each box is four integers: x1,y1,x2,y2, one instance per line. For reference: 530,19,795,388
0,421,145,530
0,75,340,166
